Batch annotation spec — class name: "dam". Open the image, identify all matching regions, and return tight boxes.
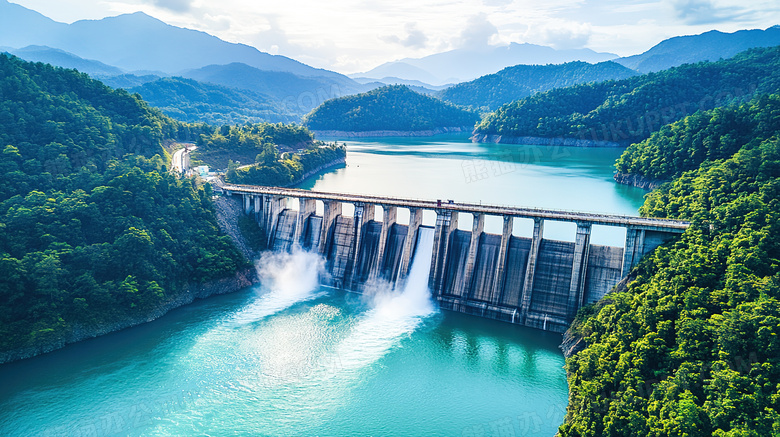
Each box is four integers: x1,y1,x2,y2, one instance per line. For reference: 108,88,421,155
220,183,689,333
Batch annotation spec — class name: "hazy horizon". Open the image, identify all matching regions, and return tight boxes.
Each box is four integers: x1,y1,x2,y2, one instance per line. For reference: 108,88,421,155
6,0,780,75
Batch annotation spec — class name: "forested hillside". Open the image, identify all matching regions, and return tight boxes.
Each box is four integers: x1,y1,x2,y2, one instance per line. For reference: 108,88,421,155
129,77,297,125
192,123,346,186
559,94,780,435
182,62,368,119
438,61,638,111
224,141,346,187
303,85,479,132
615,94,780,181
475,46,780,145
0,54,246,358
192,122,316,169
616,26,780,73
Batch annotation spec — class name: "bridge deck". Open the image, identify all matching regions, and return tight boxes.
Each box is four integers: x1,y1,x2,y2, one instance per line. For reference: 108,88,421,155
220,184,690,231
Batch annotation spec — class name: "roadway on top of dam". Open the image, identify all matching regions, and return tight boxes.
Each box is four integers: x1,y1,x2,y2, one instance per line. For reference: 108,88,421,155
220,183,690,232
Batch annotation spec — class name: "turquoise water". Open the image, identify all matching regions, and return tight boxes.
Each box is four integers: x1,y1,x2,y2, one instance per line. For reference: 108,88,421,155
302,135,647,246
0,136,643,436
0,249,568,436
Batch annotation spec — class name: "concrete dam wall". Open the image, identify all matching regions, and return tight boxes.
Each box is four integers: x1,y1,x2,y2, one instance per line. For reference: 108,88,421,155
221,184,689,333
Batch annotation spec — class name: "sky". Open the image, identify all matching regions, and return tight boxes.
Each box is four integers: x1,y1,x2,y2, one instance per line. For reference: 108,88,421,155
9,0,780,74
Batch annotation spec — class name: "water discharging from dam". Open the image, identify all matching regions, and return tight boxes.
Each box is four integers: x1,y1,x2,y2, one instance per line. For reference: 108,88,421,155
0,227,567,436
0,138,599,436
229,249,325,325
334,227,436,372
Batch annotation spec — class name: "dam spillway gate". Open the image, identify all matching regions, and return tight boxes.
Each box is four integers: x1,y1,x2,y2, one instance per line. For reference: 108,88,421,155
220,184,689,333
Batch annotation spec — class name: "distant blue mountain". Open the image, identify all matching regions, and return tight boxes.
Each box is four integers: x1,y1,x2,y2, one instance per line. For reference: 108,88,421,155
356,43,618,85
182,63,374,116
0,1,65,49
0,0,374,123
350,76,448,95
438,61,639,110
100,74,164,89
0,0,340,77
616,26,780,72
129,77,297,125
6,45,124,77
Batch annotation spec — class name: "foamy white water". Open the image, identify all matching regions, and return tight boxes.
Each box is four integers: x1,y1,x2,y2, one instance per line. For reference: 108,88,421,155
229,249,326,325
0,137,588,437
333,228,437,371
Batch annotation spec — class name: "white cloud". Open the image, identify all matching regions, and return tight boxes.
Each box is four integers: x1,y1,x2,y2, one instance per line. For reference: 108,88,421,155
482,0,513,7
455,13,500,49
7,0,780,72
531,22,593,50
148,0,192,13
669,0,753,24
382,23,429,49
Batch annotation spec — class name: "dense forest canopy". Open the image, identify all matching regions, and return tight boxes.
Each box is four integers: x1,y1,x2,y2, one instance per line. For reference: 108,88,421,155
192,122,319,169
224,142,346,187
560,93,780,436
192,122,346,186
303,85,480,132
129,77,298,125
437,61,639,112
615,94,780,181
0,54,246,356
475,46,780,145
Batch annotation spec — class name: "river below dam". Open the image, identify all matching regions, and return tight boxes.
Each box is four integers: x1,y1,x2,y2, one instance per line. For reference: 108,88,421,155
0,135,646,436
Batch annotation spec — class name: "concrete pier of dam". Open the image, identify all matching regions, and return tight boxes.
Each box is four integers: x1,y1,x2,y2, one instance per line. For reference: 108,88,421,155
221,183,690,333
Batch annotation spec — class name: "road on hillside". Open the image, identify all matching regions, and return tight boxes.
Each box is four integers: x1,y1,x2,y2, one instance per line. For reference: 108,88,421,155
171,145,196,174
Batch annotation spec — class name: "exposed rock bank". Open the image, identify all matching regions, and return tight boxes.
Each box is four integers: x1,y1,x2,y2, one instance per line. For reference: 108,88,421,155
560,329,586,359
289,157,346,186
313,126,470,138
472,134,622,148
214,195,259,260
613,172,668,190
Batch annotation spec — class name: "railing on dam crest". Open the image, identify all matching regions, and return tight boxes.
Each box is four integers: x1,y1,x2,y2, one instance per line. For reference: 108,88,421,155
219,183,689,333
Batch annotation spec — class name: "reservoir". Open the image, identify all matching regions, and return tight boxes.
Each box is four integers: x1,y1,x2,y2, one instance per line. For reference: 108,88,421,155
300,134,646,246
0,136,645,436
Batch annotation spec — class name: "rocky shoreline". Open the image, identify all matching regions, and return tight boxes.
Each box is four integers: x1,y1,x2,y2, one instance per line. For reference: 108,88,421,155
613,172,668,190
559,328,587,359
287,157,346,186
214,195,260,260
471,133,623,148
313,126,471,138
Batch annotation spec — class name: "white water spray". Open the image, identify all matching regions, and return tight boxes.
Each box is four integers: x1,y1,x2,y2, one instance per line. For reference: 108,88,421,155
229,248,325,325
332,227,437,371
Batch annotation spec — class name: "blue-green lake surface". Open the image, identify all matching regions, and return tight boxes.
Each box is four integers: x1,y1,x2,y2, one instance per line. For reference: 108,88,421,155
0,136,645,436
0,258,568,436
301,135,646,246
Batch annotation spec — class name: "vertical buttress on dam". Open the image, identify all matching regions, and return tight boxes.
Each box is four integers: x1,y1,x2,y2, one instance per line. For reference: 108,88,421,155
223,185,688,333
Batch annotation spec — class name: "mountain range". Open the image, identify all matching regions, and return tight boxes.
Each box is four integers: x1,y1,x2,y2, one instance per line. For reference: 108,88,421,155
127,77,298,125
616,26,780,72
0,0,334,77
2,0,779,127
354,43,619,85
179,63,370,115
1,45,124,77
474,46,780,145
437,61,639,110
356,26,780,86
